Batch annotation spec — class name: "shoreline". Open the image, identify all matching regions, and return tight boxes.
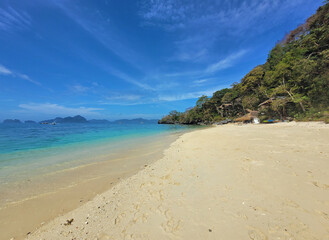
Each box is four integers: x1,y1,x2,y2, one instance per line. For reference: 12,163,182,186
0,131,189,240
24,121,329,240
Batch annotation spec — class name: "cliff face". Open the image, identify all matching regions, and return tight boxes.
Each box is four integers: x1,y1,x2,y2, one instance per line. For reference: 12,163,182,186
160,3,329,125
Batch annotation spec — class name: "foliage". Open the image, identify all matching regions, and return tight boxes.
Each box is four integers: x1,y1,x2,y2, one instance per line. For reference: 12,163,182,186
159,3,329,124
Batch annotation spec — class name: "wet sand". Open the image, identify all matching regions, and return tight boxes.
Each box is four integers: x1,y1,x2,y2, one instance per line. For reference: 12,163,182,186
7,122,329,239
0,133,182,240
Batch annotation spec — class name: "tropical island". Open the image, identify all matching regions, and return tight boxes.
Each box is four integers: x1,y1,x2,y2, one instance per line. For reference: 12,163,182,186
159,3,329,125
1,2,329,240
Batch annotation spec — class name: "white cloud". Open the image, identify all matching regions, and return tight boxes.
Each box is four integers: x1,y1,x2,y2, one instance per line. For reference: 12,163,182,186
193,79,207,84
18,103,102,116
139,0,189,27
17,73,41,85
98,94,147,106
71,84,89,93
0,64,12,75
0,64,41,85
193,78,211,85
51,1,149,74
139,0,312,64
108,68,154,91
171,48,207,62
0,7,31,32
106,94,142,101
206,50,248,73
158,86,226,101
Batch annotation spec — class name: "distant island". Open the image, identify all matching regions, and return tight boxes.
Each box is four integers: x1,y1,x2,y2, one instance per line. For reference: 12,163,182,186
24,120,37,124
88,119,110,124
2,115,158,124
40,115,88,124
159,3,329,125
3,119,22,124
113,118,158,124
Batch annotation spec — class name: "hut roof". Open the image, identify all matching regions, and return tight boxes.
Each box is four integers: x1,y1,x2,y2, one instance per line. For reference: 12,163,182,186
235,111,258,122
235,115,252,122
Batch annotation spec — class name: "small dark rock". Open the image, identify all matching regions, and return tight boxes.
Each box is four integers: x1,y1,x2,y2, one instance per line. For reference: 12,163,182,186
64,218,74,226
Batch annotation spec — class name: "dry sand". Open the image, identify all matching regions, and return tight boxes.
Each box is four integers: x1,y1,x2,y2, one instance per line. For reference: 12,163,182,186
26,122,329,240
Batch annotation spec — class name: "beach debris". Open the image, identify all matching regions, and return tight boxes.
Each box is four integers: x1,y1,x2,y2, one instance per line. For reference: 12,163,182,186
64,218,74,226
27,232,31,235
208,229,212,232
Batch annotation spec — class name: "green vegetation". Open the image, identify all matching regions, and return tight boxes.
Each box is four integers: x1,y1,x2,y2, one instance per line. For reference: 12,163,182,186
159,3,329,125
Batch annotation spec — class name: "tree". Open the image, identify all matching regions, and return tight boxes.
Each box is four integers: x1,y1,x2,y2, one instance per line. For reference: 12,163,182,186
159,2,329,124
196,95,209,108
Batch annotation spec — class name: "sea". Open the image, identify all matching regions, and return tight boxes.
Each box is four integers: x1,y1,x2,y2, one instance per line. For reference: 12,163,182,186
0,122,196,208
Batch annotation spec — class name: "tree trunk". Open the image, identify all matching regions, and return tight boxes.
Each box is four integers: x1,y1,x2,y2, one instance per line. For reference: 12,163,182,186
299,102,306,112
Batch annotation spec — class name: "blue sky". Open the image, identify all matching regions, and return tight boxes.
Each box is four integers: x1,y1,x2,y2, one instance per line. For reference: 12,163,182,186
0,0,324,120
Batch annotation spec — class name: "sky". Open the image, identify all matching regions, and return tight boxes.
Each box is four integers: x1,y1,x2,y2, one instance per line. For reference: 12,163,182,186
0,0,324,121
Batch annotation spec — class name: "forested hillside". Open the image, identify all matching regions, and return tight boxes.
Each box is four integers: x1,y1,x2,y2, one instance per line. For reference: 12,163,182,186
159,2,329,124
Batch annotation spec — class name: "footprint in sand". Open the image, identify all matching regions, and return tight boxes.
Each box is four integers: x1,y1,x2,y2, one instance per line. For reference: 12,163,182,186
249,205,269,216
284,199,300,208
315,210,329,220
248,226,268,240
97,233,111,240
311,181,329,190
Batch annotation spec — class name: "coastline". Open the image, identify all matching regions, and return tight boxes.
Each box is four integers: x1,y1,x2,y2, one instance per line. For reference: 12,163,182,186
24,121,329,240
0,131,188,240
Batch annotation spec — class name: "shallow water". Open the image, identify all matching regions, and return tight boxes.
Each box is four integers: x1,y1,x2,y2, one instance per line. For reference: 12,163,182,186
0,122,196,207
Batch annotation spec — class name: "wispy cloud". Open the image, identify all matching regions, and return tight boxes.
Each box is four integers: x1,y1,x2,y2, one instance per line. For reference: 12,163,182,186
0,6,31,32
140,0,304,33
99,94,143,105
0,64,41,85
193,79,208,84
139,0,191,31
106,94,142,101
0,64,12,75
139,0,310,64
108,68,155,91
158,86,226,102
18,103,102,116
71,84,89,93
170,48,207,62
51,0,150,74
192,78,213,86
206,50,248,73
48,1,154,92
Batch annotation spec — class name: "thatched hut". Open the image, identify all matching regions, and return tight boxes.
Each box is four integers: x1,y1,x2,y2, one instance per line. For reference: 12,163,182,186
235,110,259,123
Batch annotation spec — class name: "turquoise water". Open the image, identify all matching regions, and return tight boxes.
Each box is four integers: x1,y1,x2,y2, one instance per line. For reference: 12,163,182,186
0,123,189,155
0,123,194,185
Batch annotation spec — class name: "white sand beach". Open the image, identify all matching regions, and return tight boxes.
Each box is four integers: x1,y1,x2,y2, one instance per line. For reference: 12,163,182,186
26,122,329,240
